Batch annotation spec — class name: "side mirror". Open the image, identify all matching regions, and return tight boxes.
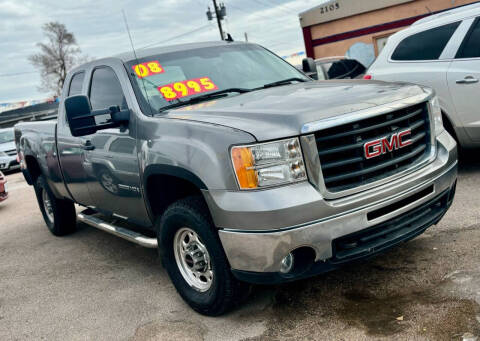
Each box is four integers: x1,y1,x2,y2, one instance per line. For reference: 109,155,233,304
64,95,96,137
302,57,318,80
64,95,130,137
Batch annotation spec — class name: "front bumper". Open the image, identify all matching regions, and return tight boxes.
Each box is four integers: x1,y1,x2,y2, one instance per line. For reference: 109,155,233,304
0,155,19,171
211,130,457,284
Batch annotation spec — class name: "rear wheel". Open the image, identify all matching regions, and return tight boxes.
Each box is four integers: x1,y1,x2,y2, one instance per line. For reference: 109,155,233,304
157,196,249,316
34,175,77,236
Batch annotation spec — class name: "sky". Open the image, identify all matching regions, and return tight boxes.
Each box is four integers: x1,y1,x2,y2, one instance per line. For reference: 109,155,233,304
0,0,325,102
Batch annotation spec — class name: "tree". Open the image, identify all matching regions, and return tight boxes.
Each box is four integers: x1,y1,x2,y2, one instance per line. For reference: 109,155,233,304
29,22,82,96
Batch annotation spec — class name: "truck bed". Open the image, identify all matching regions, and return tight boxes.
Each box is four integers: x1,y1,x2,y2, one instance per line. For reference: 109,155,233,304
14,121,65,195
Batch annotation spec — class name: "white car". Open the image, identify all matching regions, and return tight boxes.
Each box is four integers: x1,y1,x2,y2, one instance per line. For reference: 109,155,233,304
366,3,480,148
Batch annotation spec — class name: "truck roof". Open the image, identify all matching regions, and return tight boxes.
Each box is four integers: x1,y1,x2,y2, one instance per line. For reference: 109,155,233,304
69,41,250,74
114,41,248,62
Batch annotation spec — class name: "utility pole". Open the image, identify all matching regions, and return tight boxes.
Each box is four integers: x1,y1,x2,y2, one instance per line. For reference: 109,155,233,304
206,1,227,40
213,0,224,40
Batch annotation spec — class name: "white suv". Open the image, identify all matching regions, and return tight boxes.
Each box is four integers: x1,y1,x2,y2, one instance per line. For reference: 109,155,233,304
366,3,480,148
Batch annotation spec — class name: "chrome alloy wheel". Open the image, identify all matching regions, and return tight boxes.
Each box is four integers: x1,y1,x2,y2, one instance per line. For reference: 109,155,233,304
42,189,54,223
173,227,214,292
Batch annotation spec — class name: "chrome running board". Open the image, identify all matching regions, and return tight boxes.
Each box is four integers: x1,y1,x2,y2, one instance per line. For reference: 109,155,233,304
77,211,158,248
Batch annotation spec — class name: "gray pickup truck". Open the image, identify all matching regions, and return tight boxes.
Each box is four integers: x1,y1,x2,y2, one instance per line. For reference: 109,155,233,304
15,41,457,316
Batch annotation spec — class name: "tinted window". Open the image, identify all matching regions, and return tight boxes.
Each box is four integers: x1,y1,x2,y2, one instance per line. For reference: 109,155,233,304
89,67,126,110
456,18,480,58
109,138,135,154
68,72,85,96
392,22,460,61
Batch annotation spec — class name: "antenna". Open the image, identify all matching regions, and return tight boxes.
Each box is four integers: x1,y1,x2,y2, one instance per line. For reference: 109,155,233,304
121,9,153,116
122,9,139,61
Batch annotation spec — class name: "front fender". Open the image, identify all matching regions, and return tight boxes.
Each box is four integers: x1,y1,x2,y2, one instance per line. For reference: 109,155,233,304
138,117,256,191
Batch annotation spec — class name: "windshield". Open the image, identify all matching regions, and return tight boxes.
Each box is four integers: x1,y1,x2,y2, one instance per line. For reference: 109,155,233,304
0,130,14,144
126,44,309,112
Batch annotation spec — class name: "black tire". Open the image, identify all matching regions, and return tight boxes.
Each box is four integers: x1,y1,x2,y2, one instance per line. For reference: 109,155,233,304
157,196,249,316
34,175,76,236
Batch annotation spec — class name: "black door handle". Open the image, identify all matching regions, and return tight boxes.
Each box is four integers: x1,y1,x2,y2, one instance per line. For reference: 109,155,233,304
82,140,95,151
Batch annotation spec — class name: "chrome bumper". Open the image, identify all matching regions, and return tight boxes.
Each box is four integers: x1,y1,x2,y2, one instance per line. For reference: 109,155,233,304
215,130,457,276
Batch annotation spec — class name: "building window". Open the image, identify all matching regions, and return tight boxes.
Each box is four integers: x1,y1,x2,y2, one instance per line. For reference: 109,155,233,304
373,33,394,56
391,22,460,61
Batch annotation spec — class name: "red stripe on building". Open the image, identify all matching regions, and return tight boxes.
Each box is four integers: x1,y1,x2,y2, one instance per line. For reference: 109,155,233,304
302,26,314,58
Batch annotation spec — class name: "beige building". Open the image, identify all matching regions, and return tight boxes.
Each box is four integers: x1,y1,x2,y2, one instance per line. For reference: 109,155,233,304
299,0,479,60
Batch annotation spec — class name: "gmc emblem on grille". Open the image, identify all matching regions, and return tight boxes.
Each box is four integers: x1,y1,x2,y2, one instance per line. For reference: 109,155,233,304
364,129,412,159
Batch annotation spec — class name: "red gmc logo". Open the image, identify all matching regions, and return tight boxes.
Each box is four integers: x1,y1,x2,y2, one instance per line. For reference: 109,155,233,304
364,129,412,159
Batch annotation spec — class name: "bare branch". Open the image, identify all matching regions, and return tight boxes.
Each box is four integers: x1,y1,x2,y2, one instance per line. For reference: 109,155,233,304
28,21,84,96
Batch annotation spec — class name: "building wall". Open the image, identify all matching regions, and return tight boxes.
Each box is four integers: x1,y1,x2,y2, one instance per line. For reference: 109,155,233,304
304,0,478,59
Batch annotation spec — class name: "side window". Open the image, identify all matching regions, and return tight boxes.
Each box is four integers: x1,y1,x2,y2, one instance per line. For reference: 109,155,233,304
68,72,85,96
392,22,460,61
456,18,480,59
89,67,126,110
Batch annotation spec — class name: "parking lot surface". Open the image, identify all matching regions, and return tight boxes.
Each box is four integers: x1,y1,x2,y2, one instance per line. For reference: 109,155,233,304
1,156,479,340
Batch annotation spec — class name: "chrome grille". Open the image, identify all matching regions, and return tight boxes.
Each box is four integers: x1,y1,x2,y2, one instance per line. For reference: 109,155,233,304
314,102,431,192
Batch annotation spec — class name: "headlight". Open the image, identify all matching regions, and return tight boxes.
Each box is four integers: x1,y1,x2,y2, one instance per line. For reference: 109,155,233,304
231,137,307,189
429,96,444,136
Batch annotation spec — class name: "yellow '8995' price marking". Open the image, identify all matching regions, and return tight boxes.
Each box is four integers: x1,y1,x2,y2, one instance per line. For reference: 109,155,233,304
158,77,218,101
159,86,177,99
132,61,164,78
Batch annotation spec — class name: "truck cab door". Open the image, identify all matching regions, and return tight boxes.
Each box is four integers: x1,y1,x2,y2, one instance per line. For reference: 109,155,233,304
447,17,480,142
57,71,95,206
83,65,150,226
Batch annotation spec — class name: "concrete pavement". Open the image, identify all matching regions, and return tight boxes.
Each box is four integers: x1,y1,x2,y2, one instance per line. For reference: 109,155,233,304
0,157,479,340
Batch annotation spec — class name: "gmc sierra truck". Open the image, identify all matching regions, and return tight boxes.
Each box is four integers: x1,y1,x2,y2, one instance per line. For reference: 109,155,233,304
15,41,458,316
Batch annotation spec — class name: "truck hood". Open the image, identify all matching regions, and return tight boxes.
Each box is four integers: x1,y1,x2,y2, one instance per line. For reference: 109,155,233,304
164,80,429,141
0,141,15,152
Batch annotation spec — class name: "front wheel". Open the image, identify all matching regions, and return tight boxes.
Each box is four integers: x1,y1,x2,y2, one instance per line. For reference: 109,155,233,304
34,175,77,236
157,196,249,316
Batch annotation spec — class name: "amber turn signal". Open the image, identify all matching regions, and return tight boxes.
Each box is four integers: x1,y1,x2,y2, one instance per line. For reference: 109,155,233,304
231,147,258,189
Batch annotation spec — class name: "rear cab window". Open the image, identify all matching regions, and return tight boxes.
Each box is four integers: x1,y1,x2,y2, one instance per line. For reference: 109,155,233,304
391,22,460,61
68,72,85,96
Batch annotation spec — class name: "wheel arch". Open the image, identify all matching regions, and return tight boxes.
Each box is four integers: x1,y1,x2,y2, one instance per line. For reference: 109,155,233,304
24,154,42,185
143,165,209,221
441,110,458,143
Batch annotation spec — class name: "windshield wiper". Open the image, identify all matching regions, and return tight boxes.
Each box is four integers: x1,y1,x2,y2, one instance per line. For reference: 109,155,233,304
261,77,308,89
158,88,250,112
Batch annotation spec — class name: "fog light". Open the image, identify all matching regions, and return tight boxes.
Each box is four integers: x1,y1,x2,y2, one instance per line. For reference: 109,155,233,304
280,253,294,274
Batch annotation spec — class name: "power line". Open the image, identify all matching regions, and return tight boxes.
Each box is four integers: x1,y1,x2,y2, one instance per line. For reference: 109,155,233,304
139,24,212,49
249,0,293,15
258,0,299,12
0,71,38,77
228,3,292,25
